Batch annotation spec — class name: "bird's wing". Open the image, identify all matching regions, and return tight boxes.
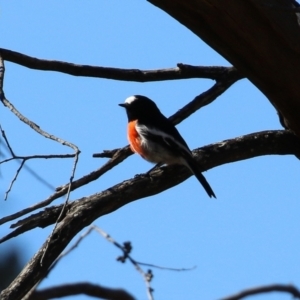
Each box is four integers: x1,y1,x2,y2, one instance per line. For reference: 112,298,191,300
138,123,193,159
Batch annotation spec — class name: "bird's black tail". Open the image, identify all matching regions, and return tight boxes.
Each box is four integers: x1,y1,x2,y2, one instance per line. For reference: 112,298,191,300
186,160,216,198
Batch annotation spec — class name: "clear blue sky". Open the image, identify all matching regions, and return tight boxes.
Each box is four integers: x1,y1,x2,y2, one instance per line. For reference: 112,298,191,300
1,1,300,299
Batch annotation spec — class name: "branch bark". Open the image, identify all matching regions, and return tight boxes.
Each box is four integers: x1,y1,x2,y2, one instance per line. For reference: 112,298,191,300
30,283,135,300
0,48,238,82
148,0,300,135
0,67,241,226
221,283,300,300
1,130,300,300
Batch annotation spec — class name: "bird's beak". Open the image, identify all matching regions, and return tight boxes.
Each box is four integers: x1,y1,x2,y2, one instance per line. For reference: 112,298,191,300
118,103,126,108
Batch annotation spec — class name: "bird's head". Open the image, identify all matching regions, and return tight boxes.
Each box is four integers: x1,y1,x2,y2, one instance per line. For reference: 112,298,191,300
119,95,160,121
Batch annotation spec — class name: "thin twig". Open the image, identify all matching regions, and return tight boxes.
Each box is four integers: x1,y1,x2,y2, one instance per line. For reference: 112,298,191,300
0,125,73,199
1,140,58,190
32,225,182,300
0,123,15,156
1,154,75,164
0,146,132,226
170,67,242,125
43,226,94,279
23,228,96,300
136,262,196,272
40,150,80,265
0,65,241,223
0,54,4,100
94,68,241,159
0,54,81,265
4,160,25,200
1,97,79,153
93,226,154,300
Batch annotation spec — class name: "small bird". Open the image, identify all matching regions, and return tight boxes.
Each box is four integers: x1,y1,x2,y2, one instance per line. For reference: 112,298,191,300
119,95,216,198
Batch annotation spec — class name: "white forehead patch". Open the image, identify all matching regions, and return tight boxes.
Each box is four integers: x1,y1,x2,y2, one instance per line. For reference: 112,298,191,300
125,96,137,104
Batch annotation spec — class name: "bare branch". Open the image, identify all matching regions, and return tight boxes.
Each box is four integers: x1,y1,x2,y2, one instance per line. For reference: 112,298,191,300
4,160,25,200
0,68,240,224
0,55,80,199
1,130,299,300
0,64,241,223
0,54,81,267
170,67,241,124
1,153,75,164
0,48,242,82
0,145,133,226
40,149,80,265
93,226,154,300
47,226,94,275
93,148,120,159
1,129,300,244
0,124,74,199
0,53,4,100
136,262,196,272
94,67,241,159
30,283,136,300
1,97,79,153
220,284,300,300
35,225,190,300
0,123,16,156
1,140,58,190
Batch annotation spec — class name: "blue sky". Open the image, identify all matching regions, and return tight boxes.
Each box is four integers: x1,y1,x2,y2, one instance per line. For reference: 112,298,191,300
1,1,300,299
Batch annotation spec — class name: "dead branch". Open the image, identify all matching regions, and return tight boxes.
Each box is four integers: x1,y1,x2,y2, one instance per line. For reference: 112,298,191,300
1,96,79,154
93,226,154,300
0,124,74,200
30,283,135,300
2,130,300,243
0,48,241,82
0,68,241,225
1,130,299,300
1,140,56,190
220,283,300,300
0,56,80,200
0,54,81,267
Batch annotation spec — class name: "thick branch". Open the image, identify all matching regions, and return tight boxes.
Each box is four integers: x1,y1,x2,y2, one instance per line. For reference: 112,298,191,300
0,68,241,225
0,48,238,81
1,130,300,300
221,284,300,300
4,129,299,242
30,283,135,300
148,0,300,135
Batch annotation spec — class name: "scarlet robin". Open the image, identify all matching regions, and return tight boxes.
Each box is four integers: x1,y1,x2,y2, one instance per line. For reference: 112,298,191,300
119,95,216,198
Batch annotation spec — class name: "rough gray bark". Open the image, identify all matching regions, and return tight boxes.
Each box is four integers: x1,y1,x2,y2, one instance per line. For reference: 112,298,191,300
148,0,300,135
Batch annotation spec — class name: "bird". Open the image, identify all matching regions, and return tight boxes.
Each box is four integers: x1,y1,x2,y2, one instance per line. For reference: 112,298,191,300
119,95,216,198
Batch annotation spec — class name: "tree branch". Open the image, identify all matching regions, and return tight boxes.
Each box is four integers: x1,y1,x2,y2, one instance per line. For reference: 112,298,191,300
0,48,241,82
0,124,74,200
1,130,299,300
220,284,300,300
147,0,300,135
0,68,241,225
2,130,300,243
30,283,135,300
93,226,154,300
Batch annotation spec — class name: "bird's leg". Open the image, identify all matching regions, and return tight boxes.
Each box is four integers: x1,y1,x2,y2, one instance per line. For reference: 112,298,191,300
145,162,163,176
135,163,163,180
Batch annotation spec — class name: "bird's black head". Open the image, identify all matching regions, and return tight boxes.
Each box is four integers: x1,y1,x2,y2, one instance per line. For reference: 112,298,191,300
119,95,161,121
